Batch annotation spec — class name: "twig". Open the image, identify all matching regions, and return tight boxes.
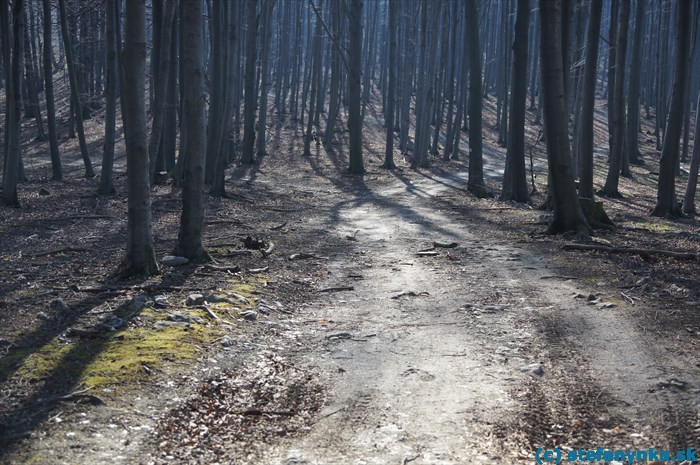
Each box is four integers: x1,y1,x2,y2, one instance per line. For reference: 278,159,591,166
203,306,221,320
261,241,275,257
433,241,459,248
316,286,354,293
30,247,88,257
270,221,288,231
620,292,636,304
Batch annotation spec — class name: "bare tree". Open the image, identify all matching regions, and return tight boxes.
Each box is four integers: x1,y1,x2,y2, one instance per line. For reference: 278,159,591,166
347,0,364,174
99,0,118,195
539,0,591,235
117,0,159,278
466,0,487,197
42,0,62,181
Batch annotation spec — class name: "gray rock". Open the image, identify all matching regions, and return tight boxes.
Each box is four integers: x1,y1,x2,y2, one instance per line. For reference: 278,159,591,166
127,295,152,311
154,321,190,329
153,295,169,308
37,311,50,320
226,293,250,305
520,363,544,376
167,312,204,324
221,336,234,347
161,255,189,267
186,294,206,306
239,310,257,321
50,298,70,312
203,293,234,304
101,315,127,331
481,305,507,313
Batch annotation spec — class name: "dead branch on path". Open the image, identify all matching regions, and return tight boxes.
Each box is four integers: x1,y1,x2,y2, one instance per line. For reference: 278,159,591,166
316,286,355,293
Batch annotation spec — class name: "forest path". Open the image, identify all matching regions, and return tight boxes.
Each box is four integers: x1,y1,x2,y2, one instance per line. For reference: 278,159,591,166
251,167,700,464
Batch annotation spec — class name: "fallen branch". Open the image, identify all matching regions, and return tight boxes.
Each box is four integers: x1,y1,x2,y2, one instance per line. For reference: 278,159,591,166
249,266,269,273
30,246,88,257
201,264,241,273
203,306,221,320
316,286,354,293
416,250,439,256
269,221,288,231
289,252,325,260
391,291,430,299
563,243,699,260
261,241,275,257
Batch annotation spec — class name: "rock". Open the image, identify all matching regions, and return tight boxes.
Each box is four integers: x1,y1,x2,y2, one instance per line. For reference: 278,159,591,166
221,336,234,347
598,302,617,309
154,295,169,308
154,321,190,329
186,294,206,306
240,310,257,321
100,315,126,331
161,255,189,267
50,298,70,312
226,293,250,305
37,311,50,320
39,188,50,196
203,293,234,304
256,300,282,315
126,295,152,312
587,293,597,302
520,363,544,376
167,312,204,324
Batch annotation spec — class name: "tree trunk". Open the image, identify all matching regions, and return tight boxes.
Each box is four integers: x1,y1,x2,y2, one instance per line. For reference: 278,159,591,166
625,0,645,166
682,89,700,214
600,0,630,197
241,0,257,164
58,0,95,178
652,0,692,217
501,0,530,202
381,0,397,169
466,0,486,196
147,0,177,183
347,0,363,174
578,0,603,201
175,0,210,263
117,0,159,278
2,0,24,207
99,0,118,195
257,0,275,157
539,0,591,235
42,0,62,181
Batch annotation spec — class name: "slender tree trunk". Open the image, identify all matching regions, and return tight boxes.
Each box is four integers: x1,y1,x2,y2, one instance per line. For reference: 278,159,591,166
58,0,95,178
118,0,159,278
381,0,397,169
257,0,275,157
23,8,45,141
682,89,700,214
539,0,591,235
501,0,530,202
147,0,177,183
578,0,603,201
176,0,210,262
42,0,61,181
600,0,630,197
241,0,257,164
652,0,692,217
625,0,645,166
347,0,363,174
466,0,486,196
99,0,118,195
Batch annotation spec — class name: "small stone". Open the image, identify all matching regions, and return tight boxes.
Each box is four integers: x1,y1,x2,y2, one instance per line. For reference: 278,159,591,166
161,255,189,267
127,295,152,311
520,363,544,376
186,294,206,306
101,315,126,331
203,293,233,304
38,188,50,196
50,298,70,312
598,302,617,309
37,311,50,320
587,293,597,301
221,336,234,347
154,321,190,329
240,310,257,321
154,295,169,308
167,312,204,324
226,293,250,305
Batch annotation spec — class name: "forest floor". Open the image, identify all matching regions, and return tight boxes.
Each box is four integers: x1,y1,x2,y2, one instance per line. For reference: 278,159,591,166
0,94,700,464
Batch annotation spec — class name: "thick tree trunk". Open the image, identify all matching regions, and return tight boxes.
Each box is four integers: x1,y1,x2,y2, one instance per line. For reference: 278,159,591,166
176,0,210,263
117,0,159,278
652,0,692,217
682,89,700,215
2,0,24,207
257,0,275,157
99,0,118,195
42,0,62,181
578,0,603,201
501,0,530,202
539,0,591,235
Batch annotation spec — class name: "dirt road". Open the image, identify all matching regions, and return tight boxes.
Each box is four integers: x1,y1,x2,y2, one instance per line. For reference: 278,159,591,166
245,169,700,464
